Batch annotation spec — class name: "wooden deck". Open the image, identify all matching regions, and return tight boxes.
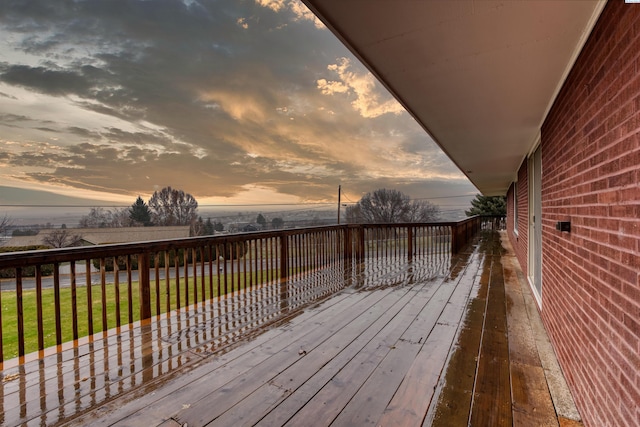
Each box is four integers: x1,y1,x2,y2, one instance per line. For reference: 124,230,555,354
1,231,582,426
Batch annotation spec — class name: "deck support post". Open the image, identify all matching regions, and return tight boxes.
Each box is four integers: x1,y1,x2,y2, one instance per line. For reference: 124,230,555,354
451,224,459,254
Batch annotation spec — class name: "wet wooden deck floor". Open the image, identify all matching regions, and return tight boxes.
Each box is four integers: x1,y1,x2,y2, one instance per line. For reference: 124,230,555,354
1,231,582,426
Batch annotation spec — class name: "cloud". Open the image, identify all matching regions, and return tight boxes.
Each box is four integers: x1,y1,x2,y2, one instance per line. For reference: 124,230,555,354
256,0,324,28
317,58,405,118
0,0,472,209
0,64,93,96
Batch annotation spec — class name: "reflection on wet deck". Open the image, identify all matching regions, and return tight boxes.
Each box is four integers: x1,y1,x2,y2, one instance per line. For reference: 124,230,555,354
1,231,580,426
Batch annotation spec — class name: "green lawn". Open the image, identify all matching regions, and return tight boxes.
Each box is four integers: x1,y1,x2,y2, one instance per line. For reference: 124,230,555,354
1,270,275,359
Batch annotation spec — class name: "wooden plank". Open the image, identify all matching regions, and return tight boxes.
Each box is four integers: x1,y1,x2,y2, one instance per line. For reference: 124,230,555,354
5,264,350,424
426,264,488,426
375,322,458,426
173,286,409,426
5,279,358,426
246,278,443,426
469,254,512,427
559,417,585,427
7,230,579,427
503,260,542,367
94,289,380,427
5,274,350,412
218,296,416,425
331,252,481,426
511,361,559,427
502,243,559,427
60,291,359,427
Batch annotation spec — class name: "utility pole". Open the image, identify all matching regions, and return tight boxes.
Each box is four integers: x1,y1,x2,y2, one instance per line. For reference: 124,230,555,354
337,185,341,224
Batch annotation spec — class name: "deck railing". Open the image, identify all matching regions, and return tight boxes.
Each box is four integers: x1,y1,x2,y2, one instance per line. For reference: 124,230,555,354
0,216,502,365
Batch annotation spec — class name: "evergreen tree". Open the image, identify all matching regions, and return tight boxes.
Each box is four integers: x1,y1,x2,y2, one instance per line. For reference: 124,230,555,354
204,218,215,235
256,213,267,229
465,195,506,216
214,221,224,232
129,196,152,226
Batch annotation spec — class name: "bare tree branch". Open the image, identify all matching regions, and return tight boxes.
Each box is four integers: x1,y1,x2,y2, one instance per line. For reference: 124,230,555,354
346,188,440,223
148,186,198,227
42,229,84,248
0,214,13,236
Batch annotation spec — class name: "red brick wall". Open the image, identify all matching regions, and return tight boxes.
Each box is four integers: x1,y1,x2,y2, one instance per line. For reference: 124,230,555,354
507,183,515,232
507,161,529,278
540,1,640,426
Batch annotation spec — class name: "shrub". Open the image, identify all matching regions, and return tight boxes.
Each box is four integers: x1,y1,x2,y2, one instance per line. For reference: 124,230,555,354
0,246,54,278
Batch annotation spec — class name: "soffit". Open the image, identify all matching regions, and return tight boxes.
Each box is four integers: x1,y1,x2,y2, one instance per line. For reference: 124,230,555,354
302,0,605,195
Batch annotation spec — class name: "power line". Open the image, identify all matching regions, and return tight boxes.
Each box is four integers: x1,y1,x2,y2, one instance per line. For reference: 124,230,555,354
0,193,478,209
0,202,336,208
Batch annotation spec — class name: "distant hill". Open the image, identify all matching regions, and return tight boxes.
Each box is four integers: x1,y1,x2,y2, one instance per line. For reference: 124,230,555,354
0,186,116,207
0,185,124,226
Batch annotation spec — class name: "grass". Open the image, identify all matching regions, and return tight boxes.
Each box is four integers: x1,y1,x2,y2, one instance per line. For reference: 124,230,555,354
1,270,275,359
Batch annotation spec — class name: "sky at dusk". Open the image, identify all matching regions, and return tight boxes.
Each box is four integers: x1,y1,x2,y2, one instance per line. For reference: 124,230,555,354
0,0,477,218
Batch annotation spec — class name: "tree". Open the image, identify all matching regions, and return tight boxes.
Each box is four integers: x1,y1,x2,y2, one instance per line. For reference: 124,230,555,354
148,186,198,226
465,195,506,216
129,196,152,226
271,217,284,229
79,207,132,228
214,221,224,232
79,207,113,228
203,218,215,235
256,213,266,229
404,199,441,222
191,216,205,236
110,208,134,227
42,229,83,248
0,214,12,237
345,188,440,223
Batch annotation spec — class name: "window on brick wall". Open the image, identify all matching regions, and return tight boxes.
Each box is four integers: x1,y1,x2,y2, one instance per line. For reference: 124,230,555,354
513,181,518,235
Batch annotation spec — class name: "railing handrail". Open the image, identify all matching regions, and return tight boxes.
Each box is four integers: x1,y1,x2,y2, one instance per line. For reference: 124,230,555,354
0,217,501,268
0,215,503,362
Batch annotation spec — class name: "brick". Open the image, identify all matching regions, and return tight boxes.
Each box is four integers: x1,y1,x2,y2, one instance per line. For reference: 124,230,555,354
620,220,640,235
597,190,620,204
608,170,636,187
533,3,640,426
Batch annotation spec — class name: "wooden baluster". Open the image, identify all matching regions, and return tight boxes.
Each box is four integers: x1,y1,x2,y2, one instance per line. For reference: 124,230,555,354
86,260,93,336
155,253,161,315
36,266,44,351
100,258,108,332
16,267,24,357
115,258,121,328
183,250,189,308
174,251,180,309
165,251,171,313
127,255,134,323
70,261,78,341
53,263,62,345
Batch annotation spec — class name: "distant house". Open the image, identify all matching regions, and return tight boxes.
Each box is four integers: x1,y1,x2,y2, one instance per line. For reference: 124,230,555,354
4,226,191,248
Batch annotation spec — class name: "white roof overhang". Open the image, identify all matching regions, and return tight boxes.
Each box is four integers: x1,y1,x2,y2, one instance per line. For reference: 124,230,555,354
302,0,606,195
